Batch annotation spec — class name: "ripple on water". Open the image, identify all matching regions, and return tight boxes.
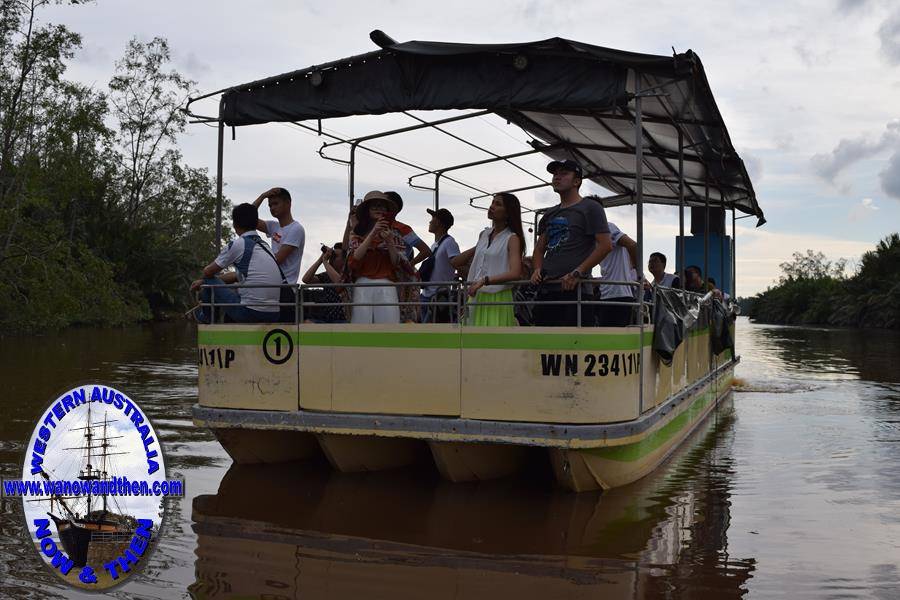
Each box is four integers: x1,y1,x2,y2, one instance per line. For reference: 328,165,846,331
733,378,825,394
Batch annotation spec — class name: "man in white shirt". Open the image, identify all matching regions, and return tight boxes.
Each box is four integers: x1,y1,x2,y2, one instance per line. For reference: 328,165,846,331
648,252,680,288
420,208,460,322
597,221,639,326
190,203,283,323
643,252,681,302
252,187,305,283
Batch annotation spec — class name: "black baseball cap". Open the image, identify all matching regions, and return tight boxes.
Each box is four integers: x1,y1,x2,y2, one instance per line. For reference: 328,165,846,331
426,208,454,229
547,159,584,178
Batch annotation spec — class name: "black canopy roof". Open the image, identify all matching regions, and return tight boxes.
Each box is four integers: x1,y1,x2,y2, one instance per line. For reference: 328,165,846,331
215,35,763,222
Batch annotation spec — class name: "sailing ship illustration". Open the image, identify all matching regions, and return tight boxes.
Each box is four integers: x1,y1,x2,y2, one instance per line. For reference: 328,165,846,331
36,402,137,568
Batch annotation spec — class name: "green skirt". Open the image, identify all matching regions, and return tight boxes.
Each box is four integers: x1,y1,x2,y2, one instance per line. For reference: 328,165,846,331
468,289,517,327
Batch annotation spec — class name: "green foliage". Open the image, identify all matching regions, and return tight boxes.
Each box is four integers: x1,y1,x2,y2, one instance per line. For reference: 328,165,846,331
0,2,225,332
748,234,900,329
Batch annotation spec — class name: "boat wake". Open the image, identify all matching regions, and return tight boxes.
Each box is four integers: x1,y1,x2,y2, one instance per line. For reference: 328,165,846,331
732,377,823,394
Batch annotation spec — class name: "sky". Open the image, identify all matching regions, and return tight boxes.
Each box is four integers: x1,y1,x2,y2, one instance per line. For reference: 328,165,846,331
37,0,900,296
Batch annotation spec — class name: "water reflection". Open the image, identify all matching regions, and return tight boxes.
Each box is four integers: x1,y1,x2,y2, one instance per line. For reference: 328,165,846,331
738,319,900,384
189,399,754,599
2,320,899,598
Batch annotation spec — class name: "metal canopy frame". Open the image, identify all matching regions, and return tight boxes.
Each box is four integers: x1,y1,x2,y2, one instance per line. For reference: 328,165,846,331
185,35,759,417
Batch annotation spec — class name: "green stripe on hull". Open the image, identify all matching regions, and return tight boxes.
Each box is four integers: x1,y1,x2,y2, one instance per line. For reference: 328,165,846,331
198,328,653,350
461,331,652,350
198,330,301,345
585,373,732,462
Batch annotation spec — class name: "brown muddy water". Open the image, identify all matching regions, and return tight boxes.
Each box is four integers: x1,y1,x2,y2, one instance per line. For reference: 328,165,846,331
0,318,898,599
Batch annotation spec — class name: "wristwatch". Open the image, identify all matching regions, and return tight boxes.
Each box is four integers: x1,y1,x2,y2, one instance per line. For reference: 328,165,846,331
571,270,584,279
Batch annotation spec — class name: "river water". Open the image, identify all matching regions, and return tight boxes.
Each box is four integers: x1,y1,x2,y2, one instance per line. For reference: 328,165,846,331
0,318,898,598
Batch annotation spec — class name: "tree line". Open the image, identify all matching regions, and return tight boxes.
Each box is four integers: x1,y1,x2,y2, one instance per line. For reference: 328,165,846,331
744,233,900,329
0,0,224,333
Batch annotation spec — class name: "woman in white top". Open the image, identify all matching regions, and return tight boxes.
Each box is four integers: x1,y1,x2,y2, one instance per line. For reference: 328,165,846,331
451,193,525,326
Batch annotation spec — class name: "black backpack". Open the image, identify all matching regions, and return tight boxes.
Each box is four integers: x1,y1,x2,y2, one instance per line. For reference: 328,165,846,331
418,235,450,283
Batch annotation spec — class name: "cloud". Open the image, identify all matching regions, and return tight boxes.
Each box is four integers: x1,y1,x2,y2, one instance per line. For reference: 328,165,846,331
177,51,211,77
811,120,900,182
793,42,832,67
878,9,900,65
848,197,880,221
774,132,795,151
836,0,870,13
78,42,110,66
742,152,764,182
879,150,900,198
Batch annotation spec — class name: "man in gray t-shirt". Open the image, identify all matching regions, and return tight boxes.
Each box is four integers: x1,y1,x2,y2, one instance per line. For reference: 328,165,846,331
531,160,613,326
538,198,610,280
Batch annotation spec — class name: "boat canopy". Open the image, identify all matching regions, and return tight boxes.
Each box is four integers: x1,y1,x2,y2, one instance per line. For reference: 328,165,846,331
205,34,763,222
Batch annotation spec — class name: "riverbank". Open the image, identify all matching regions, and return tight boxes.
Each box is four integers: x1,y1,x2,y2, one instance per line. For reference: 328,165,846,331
746,233,900,329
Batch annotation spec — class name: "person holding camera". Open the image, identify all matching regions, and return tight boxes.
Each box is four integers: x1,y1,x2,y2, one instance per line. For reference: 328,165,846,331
301,243,349,323
346,191,411,324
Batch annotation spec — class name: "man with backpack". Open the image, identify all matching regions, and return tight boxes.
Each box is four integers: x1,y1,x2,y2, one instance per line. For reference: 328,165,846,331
190,203,284,323
419,208,460,323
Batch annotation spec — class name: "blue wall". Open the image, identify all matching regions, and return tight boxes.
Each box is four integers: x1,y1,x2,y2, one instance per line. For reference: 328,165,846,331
675,234,733,295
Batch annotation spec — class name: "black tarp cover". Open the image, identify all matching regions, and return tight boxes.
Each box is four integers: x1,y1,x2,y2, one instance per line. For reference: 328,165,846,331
217,36,763,221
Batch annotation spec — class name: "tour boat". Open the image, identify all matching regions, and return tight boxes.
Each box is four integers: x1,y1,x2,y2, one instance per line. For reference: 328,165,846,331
187,33,763,492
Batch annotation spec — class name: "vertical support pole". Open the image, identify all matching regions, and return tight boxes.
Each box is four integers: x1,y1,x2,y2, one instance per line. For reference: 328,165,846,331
678,131,685,291
349,142,359,209
215,110,224,251
576,283,582,327
704,179,711,377
732,207,737,298
704,179,710,294
677,131,686,391
720,207,725,297
635,94,645,415
435,172,441,210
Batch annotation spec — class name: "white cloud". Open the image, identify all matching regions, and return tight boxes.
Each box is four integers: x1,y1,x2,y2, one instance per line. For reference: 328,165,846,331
878,8,900,65
879,150,900,199
811,120,900,183
849,196,880,221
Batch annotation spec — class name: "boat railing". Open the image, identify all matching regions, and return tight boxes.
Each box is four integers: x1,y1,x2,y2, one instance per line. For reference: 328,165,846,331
90,530,133,543
197,278,715,327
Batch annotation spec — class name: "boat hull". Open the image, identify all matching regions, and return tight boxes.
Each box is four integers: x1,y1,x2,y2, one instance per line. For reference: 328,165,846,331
194,359,735,491
51,515,92,568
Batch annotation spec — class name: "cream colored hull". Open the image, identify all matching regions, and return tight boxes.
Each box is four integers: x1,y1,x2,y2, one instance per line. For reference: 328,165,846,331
195,323,735,491
200,364,734,492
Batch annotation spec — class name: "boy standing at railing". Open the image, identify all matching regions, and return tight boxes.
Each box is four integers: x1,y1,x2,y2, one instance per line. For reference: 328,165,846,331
419,207,460,323
252,187,306,284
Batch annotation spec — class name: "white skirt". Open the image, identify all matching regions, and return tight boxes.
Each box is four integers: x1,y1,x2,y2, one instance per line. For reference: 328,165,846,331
350,278,400,324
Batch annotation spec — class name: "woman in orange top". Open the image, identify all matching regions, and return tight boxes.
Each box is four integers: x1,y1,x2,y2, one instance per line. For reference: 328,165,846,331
347,191,410,324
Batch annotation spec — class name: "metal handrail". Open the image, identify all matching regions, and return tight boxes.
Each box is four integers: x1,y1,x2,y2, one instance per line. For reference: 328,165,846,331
196,277,683,326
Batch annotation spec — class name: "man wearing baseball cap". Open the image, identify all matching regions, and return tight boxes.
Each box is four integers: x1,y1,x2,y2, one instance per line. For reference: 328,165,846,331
420,207,460,322
531,159,613,326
